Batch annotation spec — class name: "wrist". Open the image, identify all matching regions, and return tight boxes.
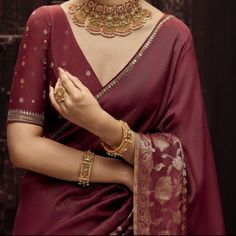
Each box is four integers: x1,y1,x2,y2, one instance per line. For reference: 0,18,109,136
122,164,134,190
86,109,108,135
117,162,134,186
93,110,123,148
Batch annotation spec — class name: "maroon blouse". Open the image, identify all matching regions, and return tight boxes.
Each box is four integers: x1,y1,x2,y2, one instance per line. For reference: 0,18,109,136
7,5,225,235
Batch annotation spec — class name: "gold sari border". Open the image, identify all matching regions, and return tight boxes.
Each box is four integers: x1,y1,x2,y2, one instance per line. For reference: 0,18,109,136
133,132,141,235
133,133,188,235
7,109,44,126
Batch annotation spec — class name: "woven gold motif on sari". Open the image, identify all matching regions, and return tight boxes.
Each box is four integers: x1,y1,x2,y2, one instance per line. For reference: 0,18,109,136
133,133,187,235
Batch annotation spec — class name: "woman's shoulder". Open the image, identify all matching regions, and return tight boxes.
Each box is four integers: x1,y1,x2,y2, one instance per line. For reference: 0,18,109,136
164,15,192,42
23,4,65,36
25,5,61,24
145,1,192,44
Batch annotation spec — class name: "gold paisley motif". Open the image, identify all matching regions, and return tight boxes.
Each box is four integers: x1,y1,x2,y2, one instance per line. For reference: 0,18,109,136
153,137,170,152
172,153,184,171
134,133,188,235
155,176,173,205
172,210,182,225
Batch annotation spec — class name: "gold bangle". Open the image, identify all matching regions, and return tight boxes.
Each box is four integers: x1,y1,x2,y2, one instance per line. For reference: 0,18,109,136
101,120,134,157
78,150,95,187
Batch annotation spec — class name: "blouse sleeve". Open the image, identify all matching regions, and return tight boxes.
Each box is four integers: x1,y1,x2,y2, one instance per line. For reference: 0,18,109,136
7,6,50,126
133,28,225,235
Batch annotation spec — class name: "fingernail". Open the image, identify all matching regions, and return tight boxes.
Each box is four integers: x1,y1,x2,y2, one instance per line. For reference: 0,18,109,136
58,67,65,74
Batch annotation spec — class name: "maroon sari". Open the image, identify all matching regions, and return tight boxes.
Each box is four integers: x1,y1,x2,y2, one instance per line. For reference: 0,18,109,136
7,5,225,235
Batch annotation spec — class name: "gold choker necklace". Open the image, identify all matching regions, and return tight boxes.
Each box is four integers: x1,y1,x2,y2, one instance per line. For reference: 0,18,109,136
68,0,152,38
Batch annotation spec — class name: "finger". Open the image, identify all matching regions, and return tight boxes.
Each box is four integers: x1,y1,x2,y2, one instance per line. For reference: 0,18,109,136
54,87,69,112
58,67,78,95
65,70,88,91
51,85,68,114
49,85,63,113
57,92,69,112
58,99,68,113
54,79,70,112
55,78,61,90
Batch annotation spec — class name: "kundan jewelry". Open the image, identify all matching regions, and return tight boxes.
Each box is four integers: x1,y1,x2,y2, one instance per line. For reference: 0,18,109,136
54,86,67,103
78,150,95,187
68,0,152,38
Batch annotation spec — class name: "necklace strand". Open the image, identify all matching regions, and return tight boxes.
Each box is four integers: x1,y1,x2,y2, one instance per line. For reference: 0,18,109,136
68,0,152,38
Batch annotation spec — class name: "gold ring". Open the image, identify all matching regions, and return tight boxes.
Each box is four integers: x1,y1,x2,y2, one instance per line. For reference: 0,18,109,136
54,86,66,103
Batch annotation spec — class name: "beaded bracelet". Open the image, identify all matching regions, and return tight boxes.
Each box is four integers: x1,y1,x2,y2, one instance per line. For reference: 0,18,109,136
78,150,95,187
101,120,134,157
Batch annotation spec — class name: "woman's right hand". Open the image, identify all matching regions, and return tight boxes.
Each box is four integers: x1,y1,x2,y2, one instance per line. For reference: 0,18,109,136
49,68,106,132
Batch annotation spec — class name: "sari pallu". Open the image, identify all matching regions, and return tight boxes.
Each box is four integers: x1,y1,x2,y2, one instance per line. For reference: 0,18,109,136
7,5,224,235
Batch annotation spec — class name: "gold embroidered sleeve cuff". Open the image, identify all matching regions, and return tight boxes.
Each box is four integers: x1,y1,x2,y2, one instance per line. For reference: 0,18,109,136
7,109,45,126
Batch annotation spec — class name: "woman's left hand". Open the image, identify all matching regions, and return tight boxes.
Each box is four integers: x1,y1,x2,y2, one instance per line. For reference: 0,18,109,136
49,67,106,133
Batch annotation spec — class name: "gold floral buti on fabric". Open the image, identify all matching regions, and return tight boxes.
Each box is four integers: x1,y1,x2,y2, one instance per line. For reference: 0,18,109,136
133,133,188,235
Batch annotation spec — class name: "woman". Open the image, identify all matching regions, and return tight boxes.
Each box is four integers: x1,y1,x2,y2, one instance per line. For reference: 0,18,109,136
7,0,225,234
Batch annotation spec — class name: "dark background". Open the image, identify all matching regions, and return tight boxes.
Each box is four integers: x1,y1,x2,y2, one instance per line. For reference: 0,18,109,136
0,0,235,234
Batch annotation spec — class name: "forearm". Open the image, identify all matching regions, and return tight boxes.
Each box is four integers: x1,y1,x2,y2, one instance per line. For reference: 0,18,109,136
8,135,132,186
